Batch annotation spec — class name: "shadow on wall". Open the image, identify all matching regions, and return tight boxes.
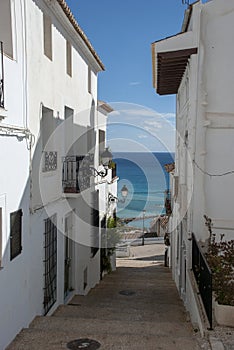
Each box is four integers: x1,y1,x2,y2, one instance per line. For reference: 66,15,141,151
0,99,99,348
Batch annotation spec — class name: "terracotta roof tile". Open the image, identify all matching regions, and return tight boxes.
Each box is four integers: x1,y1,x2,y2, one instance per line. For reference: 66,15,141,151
56,0,104,70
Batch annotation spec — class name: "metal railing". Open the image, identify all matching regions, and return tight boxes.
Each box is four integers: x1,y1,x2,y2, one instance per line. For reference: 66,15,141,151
192,233,213,329
164,190,172,215
62,155,90,193
0,41,4,108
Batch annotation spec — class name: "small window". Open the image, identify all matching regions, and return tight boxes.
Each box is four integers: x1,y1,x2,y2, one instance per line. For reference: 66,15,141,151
99,130,105,161
0,0,13,58
91,190,99,258
88,67,92,94
43,13,52,60
41,106,54,150
10,209,23,261
66,41,72,76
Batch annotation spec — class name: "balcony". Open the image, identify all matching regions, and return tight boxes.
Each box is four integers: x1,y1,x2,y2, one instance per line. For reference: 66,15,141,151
62,155,91,194
164,190,172,215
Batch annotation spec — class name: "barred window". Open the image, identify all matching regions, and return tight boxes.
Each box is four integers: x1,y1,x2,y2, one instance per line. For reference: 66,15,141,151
10,209,23,261
91,191,99,258
43,215,57,315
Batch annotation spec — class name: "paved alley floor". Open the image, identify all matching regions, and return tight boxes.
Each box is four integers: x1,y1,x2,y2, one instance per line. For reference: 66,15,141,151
7,244,210,350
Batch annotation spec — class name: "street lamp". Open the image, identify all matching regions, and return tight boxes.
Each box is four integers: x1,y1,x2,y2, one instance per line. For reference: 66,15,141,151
89,147,113,177
108,185,128,204
142,209,146,246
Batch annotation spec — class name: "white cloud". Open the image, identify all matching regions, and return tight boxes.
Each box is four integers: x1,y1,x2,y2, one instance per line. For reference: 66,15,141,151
106,102,176,152
144,120,162,129
129,81,141,86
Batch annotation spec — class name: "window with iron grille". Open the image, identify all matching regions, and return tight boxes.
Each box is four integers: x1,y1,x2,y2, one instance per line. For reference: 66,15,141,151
91,191,99,258
10,209,23,261
43,215,57,315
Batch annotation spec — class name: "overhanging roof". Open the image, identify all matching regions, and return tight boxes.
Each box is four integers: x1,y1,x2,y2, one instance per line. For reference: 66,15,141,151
156,47,197,95
56,0,105,71
151,1,201,96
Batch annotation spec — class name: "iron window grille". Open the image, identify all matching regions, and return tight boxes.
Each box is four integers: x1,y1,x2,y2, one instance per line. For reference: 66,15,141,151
164,190,172,215
10,209,23,260
0,41,4,109
62,155,92,193
91,191,100,258
43,215,57,315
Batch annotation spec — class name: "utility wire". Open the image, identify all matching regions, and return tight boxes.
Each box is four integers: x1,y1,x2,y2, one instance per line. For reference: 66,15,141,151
193,160,234,177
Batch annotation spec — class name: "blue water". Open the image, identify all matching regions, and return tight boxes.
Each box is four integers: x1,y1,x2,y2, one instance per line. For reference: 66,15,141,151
113,152,174,229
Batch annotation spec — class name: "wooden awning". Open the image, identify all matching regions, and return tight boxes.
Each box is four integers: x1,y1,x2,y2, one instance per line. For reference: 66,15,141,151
156,48,197,95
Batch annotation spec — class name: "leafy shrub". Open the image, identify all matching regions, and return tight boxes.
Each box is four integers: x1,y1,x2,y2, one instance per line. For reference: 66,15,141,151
205,217,234,306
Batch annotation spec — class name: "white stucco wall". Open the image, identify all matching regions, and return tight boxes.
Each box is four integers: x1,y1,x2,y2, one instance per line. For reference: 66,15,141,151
170,0,234,330
0,0,105,348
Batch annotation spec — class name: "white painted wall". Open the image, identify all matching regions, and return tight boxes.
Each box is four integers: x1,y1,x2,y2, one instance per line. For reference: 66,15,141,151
168,0,234,329
0,0,105,348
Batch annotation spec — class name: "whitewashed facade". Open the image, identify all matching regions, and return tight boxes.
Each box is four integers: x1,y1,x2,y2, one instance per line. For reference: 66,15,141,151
152,0,234,332
0,0,113,348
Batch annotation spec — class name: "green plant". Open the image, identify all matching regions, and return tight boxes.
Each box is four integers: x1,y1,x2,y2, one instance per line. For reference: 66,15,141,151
101,216,121,274
204,216,234,306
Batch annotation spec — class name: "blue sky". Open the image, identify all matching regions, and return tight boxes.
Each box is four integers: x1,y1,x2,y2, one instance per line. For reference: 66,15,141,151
66,0,188,151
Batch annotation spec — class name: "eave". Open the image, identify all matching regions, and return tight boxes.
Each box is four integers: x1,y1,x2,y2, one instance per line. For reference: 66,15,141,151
152,30,197,95
98,100,114,114
53,0,105,71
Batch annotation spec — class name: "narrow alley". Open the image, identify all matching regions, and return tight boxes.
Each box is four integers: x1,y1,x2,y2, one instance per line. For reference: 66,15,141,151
7,244,209,350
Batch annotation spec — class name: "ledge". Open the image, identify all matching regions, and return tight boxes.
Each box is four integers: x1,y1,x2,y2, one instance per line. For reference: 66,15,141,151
0,107,7,120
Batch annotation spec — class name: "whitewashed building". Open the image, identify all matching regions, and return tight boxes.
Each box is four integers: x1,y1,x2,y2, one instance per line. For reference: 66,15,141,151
152,0,234,333
0,0,115,348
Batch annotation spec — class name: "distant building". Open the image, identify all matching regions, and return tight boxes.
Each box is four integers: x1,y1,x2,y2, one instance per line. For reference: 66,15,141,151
152,0,234,333
0,0,115,348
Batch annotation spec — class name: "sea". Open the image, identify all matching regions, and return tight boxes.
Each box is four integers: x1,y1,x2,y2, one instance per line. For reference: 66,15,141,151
113,152,174,230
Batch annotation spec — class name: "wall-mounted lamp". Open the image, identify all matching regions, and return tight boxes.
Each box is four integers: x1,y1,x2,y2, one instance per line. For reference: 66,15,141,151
109,185,128,204
89,148,113,178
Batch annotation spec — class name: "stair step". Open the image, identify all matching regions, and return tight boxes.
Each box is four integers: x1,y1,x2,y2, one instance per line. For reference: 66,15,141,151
52,304,187,323
30,315,193,337
7,327,202,350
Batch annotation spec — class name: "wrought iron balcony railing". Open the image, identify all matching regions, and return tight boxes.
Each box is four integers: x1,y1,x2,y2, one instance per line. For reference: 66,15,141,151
0,41,5,109
62,155,91,193
164,189,172,215
192,233,213,329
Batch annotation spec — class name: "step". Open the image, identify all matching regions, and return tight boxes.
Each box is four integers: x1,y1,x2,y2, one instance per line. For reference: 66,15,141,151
30,315,194,337
68,291,184,308
7,327,202,350
52,304,187,323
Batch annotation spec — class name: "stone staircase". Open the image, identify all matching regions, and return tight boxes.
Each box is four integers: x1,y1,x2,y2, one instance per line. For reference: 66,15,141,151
7,247,211,350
